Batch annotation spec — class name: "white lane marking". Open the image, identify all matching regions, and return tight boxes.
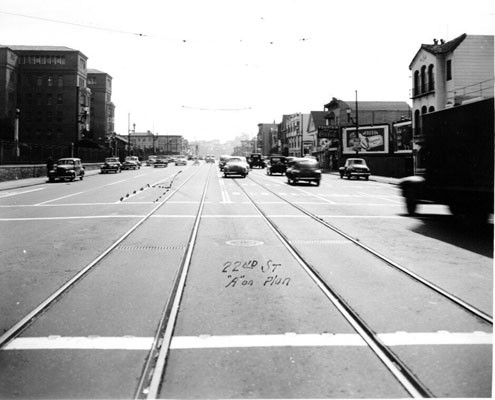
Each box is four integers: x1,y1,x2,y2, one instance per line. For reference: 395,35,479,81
357,191,403,204
105,179,127,186
4,336,153,350
218,175,232,203
0,214,407,222
0,215,145,221
36,191,84,205
4,332,491,351
0,187,45,198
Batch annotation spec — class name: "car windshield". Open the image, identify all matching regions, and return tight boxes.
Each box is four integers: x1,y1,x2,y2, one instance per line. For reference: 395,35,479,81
227,158,243,164
349,159,364,165
105,158,119,162
58,159,75,165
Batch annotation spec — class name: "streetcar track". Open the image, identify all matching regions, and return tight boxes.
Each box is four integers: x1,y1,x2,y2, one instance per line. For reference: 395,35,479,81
232,177,432,398
135,165,214,399
0,169,194,349
246,173,493,325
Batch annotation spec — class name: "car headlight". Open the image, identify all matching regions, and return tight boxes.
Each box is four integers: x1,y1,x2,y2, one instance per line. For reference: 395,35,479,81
315,169,322,173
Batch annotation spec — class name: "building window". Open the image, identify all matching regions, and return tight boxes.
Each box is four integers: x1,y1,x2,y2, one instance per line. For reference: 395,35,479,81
428,106,435,112
446,60,452,81
421,105,427,114
37,75,42,86
57,111,63,122
47,94,53,105
427,65,434,92
57,76,63,87
420,66,426,94
57,94,63,104
47,75,53,86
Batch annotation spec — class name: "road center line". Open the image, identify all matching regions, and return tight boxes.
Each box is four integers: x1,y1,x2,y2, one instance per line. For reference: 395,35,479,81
4,332,491,351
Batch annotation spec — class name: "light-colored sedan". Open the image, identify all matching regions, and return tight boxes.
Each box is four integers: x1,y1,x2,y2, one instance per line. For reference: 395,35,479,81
223,157,249,178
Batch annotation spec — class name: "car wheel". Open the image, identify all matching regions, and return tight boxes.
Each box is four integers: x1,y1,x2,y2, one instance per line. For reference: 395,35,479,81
49,177,55,182
365,176,369,180
80,175,84,180
340,173,343,179
316,179,320,186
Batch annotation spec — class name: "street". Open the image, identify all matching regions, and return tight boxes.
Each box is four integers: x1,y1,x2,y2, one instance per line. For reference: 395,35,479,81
0,161,492,398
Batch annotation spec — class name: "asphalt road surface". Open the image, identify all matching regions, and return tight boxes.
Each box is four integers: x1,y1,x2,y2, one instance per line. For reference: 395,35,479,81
0,161,492,398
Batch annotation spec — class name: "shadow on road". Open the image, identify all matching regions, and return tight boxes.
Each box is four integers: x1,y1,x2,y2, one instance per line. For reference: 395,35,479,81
404,213,494,258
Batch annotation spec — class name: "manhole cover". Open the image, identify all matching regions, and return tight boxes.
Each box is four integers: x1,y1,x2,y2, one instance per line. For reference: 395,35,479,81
226,239,264,247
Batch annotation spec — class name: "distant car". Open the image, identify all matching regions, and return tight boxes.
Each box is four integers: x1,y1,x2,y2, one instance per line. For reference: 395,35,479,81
248,153,265,169
266,155,287,175
339,158,370,180
122,156,141,170
146,155,158,166
101,157,122,174
223,157,249,178
175,157,187,166
205,156,215,163
48,158,85,182
154,158,168,168
286,158,321,186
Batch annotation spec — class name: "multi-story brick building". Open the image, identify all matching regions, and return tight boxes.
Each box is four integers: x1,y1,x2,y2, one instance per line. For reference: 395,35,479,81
256,122,278,155
10,46,90,148
88,69,115,146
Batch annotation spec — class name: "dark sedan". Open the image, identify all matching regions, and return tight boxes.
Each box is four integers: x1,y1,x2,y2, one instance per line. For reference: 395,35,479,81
100,157,122,174
266,155,287,175
286,158,321,186
48,158,85,182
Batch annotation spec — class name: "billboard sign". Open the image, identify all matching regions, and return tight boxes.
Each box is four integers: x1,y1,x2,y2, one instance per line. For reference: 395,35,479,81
342,125,389,154
392,120,413,153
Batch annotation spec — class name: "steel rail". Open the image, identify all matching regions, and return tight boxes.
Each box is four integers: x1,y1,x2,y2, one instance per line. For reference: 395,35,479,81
247,174,493,325
136,165,213,399
233,178,432,397
0,170,194,349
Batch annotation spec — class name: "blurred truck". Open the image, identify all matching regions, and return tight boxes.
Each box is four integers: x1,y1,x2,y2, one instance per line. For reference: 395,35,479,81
399,97,493,222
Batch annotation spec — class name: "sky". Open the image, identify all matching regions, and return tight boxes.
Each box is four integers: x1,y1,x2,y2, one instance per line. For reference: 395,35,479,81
0,0,493,143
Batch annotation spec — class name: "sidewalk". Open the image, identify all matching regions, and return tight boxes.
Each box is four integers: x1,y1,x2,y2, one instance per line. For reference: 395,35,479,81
0,170,101,191
325,171,400,185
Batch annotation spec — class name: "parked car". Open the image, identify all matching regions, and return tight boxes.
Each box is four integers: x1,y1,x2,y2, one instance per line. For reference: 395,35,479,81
339,158,370,180
122,156,141,170
205,155,215,163
286,158,321,186
175,156,188,166
48,158,85,182
100,157,122,174
223,157,249,178
266,155,287,175
154,157,169,168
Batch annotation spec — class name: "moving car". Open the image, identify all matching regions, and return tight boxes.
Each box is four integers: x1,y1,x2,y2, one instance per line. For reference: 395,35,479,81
223,157,249,178
339,158,370,180
248,153,265,169
122,156,141,170
205,155,215,163
100,157,122,174
154,157,168,167
146,155,158,166
286,158,321,186
48,158,85,182
266,155,287,175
